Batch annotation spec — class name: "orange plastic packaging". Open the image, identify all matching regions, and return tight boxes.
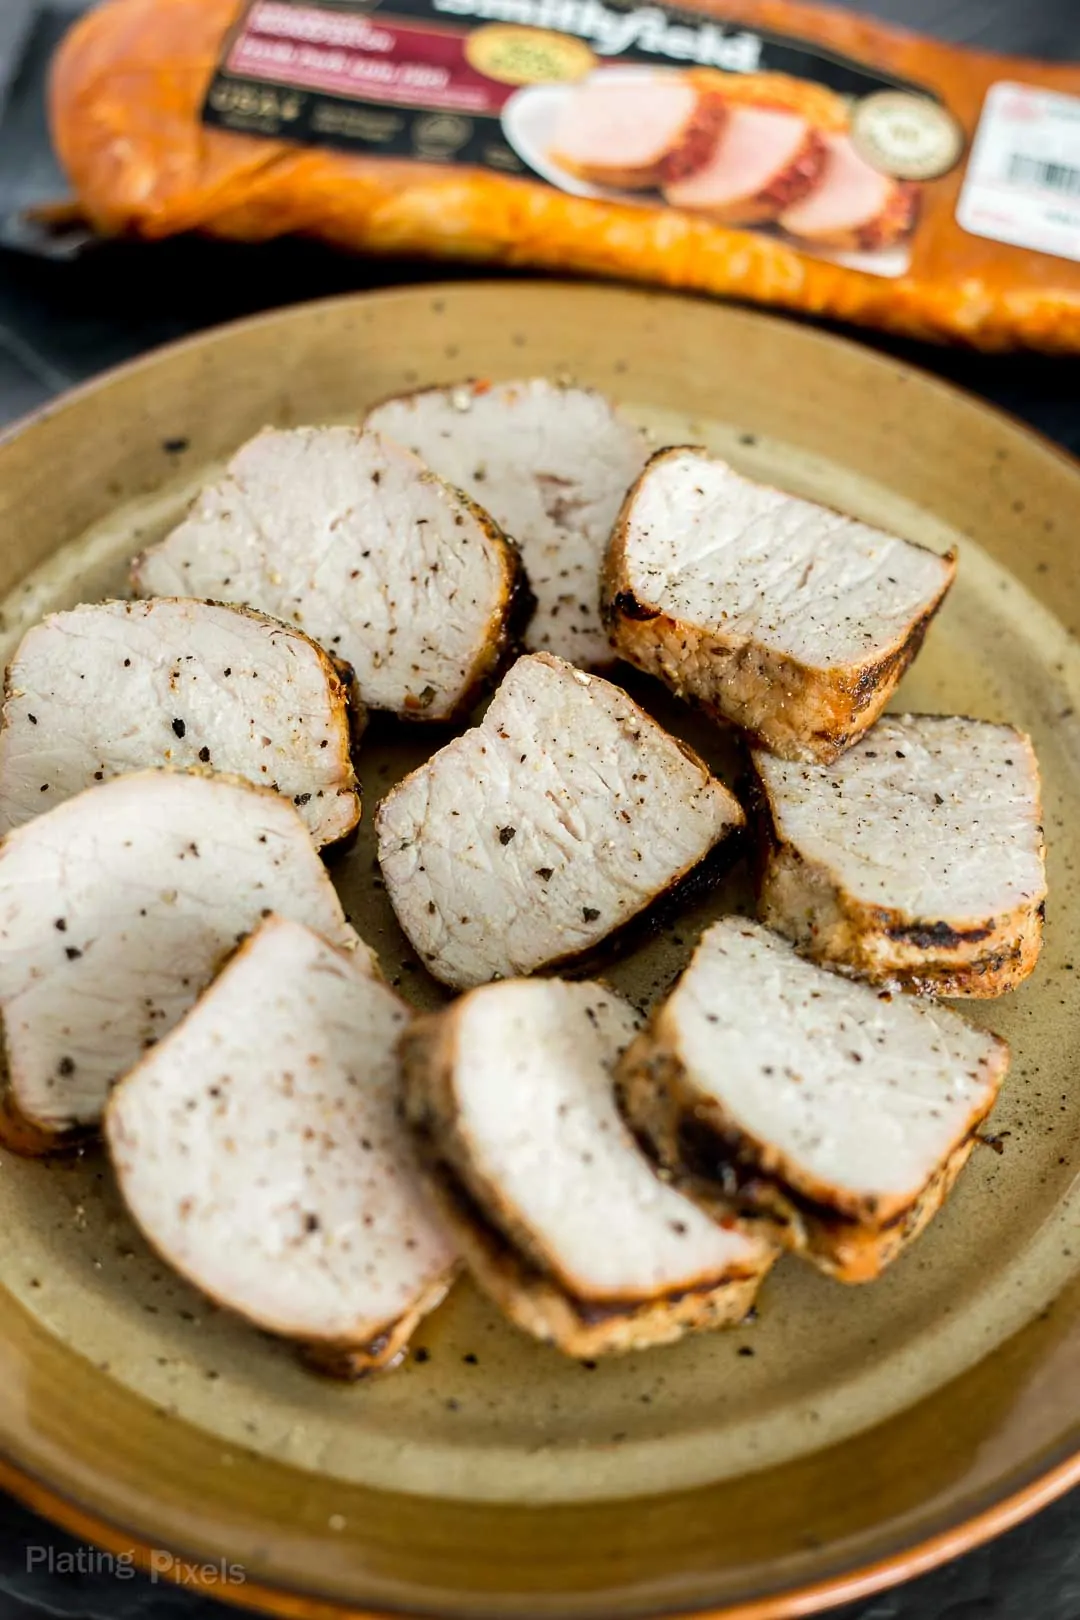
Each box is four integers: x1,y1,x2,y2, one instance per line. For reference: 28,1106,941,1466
50,0,1080,350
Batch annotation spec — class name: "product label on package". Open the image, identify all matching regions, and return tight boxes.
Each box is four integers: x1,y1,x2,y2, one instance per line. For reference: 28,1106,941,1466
203,0,965,277
958,82,1080,263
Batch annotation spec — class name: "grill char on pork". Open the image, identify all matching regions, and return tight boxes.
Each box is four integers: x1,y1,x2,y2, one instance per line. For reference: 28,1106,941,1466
753,715,1047,996
603,447,956,763
401,976,776,1356
618,918,1009,1283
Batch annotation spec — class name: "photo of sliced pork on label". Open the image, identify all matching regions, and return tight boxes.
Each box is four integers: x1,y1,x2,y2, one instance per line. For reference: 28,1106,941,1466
376,652,744,990
780,133,917,251
549,73,726,191
106,915,456,1377
132,427,527,722
664,105,825,224
401,977,776,1356
618,919,1009,1284
0,771,360,1153
604,447,956,763
365,379,650,669
0,599,361,848
754,715,1047,996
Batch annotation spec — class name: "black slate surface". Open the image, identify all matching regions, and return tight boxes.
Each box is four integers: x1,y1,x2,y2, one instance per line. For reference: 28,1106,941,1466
0,2,1078,1617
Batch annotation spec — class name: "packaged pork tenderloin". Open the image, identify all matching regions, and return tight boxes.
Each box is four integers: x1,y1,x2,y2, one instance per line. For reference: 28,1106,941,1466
50,0,1080,350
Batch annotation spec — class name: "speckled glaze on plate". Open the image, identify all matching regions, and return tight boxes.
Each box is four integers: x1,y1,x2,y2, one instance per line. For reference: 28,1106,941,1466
0,281,1077,1619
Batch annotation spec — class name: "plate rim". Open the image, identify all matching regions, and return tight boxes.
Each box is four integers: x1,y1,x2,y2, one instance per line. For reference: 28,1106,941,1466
0,276,1077,1620
3,277,1079,486
1,1427,1078,1619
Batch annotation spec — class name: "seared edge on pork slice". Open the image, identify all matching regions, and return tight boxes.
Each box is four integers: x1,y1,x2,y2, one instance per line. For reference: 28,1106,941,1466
618,918,1009,1283
376,651,744,991
0,770,362,1151
550,76,726,191
753,716,1047,997
0,598,362,847
664,106,825,225
365,379,650,668
132,427,528,722
603,447,956,764
106,915,456,1374
400,977,775,1356
780,133,918,251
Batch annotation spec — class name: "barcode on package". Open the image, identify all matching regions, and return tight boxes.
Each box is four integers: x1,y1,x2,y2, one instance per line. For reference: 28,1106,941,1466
1007,154,1080,196
958,81,1080,263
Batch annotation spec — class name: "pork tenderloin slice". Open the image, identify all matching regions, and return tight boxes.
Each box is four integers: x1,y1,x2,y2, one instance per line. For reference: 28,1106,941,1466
401,977,774,1355
603,447,956,763
754,715,1047,996
550,76,724,190
0,598,361,847
0,770,362,1149
365,380,650,668
106,915,455,1372
780,133,917,250
132,427,526,722
665,106,824,224
618,918,1008,1283
376,651,744,991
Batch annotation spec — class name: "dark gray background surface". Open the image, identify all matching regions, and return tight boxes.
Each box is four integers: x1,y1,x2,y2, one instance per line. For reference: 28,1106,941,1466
0,2,1077,1617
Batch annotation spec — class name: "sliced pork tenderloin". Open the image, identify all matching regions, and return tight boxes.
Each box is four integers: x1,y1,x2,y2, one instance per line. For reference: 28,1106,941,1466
753,715,1047,996
401,977,775,1356
106,915,456,1376
665,106,824,224
780,133,917,251
618,918,1009,1283
132,427,527,722
603,447,956,763
365,379,650,668
550,74,725,190
0,770,361,1152
0,598,361,847
376,652,744,991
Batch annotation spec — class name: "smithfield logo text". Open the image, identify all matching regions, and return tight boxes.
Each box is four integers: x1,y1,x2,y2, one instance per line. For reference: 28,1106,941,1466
431,0,762,70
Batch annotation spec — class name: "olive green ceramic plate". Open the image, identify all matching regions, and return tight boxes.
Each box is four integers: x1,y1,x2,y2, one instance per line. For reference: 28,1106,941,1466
0,282,1078,1620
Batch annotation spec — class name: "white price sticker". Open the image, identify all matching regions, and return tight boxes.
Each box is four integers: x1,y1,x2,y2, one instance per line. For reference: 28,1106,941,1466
957,81,1080,263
